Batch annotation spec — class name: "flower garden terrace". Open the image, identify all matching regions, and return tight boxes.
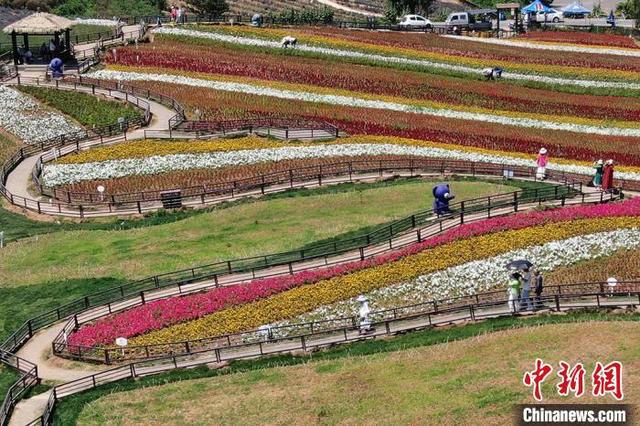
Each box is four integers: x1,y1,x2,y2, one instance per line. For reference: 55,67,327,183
25,199,640,364
3,25,640,426
93,26,640,169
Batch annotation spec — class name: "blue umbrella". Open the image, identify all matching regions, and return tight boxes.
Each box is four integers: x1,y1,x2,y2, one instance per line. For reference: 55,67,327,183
522,0,552,14
561,2,592,14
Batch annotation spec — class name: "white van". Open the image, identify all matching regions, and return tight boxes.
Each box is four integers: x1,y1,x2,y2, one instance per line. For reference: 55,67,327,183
445,12,492,31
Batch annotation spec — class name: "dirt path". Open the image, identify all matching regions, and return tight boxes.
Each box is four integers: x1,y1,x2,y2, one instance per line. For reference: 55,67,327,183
315,0,382,17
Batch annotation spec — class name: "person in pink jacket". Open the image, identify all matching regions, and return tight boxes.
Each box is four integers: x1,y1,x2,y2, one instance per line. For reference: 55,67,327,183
536,148,548,180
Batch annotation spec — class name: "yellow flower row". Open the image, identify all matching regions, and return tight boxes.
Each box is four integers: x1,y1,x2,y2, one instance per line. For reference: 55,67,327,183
106,64,640,130
129,216,640,346
57,136,292,164
184,26,640,82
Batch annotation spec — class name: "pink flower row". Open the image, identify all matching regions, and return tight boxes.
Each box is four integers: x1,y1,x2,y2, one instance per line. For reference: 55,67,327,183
68,197,640,348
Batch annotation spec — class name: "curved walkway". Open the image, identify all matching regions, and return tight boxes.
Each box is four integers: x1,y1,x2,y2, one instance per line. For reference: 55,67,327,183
3,81,177,207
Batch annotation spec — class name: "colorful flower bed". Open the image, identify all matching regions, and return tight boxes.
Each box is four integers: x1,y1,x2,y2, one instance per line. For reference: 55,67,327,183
270,227,640,330
127,215,640,346
107,39,640,122
42,137,640,187
0,85,84,144
88,70,640,138
103,78,640,166
156,27,640,84
443,35,640,57
67,199,640,348
517,31,639,49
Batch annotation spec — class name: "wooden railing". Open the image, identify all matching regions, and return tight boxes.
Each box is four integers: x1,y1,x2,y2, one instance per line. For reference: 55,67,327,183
0,351,38,426
32,281,640,424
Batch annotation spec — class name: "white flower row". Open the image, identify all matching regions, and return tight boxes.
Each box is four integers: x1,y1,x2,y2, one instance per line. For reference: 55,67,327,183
152,27,640,90
42,142,640,186
0,86,84,144
73,18,118,26
89,70,640,137
267,227,640,333
443,35,640,58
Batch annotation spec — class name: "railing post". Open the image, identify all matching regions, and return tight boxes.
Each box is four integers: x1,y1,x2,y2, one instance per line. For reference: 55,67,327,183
555,295,560,312
513,191,518,212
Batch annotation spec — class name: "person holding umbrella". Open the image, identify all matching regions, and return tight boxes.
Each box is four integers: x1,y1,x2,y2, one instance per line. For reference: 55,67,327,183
508,272,522,312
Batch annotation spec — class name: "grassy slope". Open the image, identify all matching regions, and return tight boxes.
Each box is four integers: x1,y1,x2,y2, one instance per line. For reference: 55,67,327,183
0,179,510,288
58,314,640,425
16,85,141,128
0,178,509,405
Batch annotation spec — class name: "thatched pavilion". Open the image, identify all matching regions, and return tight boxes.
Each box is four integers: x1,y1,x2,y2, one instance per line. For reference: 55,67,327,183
3,12,74,66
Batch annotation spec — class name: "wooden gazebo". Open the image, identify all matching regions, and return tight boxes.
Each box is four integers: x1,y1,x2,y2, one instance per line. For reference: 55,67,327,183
3,12,74,66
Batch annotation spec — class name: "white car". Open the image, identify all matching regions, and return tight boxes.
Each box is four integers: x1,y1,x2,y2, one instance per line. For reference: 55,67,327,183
398,14,433,28
525,9,564,23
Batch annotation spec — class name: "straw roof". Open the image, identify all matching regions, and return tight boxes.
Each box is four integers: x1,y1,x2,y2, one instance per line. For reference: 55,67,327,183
3,12,74,34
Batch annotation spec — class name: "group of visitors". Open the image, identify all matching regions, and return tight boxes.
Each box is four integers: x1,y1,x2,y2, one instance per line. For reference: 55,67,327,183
16,37,65,65
592,159,615,192
535,148,616,192
508,268,543,312
169,6,187,24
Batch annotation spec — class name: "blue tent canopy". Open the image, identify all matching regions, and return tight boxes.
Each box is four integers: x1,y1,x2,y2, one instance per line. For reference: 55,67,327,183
522,0,552,13
561,2,591,14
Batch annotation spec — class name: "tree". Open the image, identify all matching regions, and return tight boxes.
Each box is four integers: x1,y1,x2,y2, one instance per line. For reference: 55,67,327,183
387,0,434,16
617,0,639,20
188,0,228,17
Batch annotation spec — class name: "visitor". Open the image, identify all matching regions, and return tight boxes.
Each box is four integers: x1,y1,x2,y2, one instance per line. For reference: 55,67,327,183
602,159,615,193
607,10,616,28
593,159,604,188
607,277,618,297
177,7,184,25
170,6,177,24
281,36,297,48
39,42,48,61
482,67,503,80
507,272,521,312
536,148,548,180
534,270,544,309
521,268,533,311
49,39,56,57
357,295,373,334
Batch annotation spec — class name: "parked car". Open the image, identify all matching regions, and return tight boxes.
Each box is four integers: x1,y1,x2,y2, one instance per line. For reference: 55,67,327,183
525,9,564,23
445,12,493,31
398,14,433,28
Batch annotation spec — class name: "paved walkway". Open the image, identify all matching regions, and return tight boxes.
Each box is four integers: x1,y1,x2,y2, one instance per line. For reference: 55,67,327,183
3,82,178,204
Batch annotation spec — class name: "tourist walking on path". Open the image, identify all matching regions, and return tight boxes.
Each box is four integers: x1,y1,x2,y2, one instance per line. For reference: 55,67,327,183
536,148,548,180
602,159,615,192
508,272,521,312
521,268,533,311
534,270,544,309
593,159,604,188
170,6,177,24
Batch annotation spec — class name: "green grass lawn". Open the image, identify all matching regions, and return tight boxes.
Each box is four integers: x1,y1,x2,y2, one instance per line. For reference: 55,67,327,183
0,177,513,406
17,85,142,129
52,314,640,425
0,178,513,289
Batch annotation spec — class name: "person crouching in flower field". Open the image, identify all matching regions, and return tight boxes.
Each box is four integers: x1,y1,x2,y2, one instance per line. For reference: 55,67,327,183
602,159,615,193
536,148,548,180
508,272,521,312
593,159,604,188
281,36,297,48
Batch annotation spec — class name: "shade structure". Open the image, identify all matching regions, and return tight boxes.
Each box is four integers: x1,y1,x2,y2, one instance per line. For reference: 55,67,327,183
3,12,74,34
561,2,591,14
522,0,552,14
